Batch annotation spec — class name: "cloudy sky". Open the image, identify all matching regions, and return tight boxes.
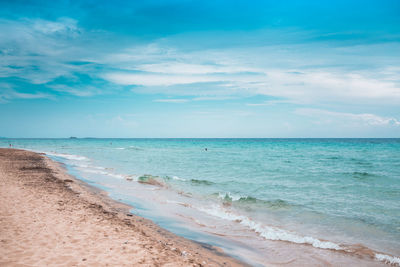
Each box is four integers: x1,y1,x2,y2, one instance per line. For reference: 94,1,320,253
0,0,399,137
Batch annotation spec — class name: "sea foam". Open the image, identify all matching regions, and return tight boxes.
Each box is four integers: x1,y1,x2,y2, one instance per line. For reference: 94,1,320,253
171,175,186,181
218,192,247,202
375,253,400,266
197,204,342,250
45,152,89,161
44,151,127,180
80,168,125,179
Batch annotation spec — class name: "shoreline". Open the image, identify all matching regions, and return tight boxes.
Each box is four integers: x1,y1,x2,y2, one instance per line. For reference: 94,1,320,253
0,148,247,266
1,147,399,266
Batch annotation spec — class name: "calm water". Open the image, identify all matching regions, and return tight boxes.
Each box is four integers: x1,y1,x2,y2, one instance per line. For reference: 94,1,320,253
2,138,400,265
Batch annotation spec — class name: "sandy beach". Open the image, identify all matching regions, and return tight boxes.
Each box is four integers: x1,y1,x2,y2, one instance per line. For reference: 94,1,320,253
0,148,246,267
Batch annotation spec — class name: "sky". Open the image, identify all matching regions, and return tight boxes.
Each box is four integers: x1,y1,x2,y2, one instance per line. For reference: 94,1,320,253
0,0,399,138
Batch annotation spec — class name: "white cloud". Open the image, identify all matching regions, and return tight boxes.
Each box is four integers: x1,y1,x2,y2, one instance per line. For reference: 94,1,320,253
32,17,78,35
256,70,400,104
135,62,260,75
0,18,83,84
1,16,400,110
153,98,188,103
0,84,51,102
103,67,400,105
0,17,104,90
103,71,267,87
104,72,218,86
48,84,101,97
246,99,296,106
192,96,236,101
100,42,400,105
296,108,400,126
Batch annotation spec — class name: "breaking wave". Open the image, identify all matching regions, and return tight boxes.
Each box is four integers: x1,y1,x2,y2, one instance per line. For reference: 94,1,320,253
190,179,215,186
44,152,89,161
196,204,341,250
138,174,165,186
375,254,400,266
216,192,292,209
40,149,400,266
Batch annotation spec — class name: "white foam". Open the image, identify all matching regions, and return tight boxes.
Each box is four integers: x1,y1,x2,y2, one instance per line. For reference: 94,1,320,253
80,168,109,175
77,167,125,179
45,152,88,161
39,149,128,181
197,205,341,250
74,163,105,170
115,147,125,150
218,192,245,201
171,175,186,181
375,253,400,266
77,165,129,179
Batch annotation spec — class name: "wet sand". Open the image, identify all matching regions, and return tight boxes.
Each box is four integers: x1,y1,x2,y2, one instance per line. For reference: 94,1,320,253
0,148,246,267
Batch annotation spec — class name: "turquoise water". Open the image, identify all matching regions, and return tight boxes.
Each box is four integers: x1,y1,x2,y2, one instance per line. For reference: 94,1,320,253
2,138,400,264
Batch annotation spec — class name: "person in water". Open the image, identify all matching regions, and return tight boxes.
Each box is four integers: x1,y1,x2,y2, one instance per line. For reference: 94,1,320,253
205,148,207,151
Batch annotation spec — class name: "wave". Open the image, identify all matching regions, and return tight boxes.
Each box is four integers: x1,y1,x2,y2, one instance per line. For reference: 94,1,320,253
350,158,373,166
47,152,134,180
78,167,126,179
165,175,187,181
196,204,400,266
326,156,341,160
38,149,400,266
165,176,214,185
350,171,379,180
127,146,142,150
216,192,291,209
190,179,215,186
196,204,341,250
138,174,164,186
352,171,376,177
114,146,142,151
217,192,244,202
375,253,400,265
44,152,88,161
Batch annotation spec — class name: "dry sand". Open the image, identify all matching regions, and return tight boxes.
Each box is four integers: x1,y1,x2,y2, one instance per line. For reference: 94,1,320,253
0,148,247,267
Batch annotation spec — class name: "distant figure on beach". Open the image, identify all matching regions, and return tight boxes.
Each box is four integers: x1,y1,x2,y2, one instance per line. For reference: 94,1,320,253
9,144,11,147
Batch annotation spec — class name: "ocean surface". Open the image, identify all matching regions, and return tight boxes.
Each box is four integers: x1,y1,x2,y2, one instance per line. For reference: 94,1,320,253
2,138,399,266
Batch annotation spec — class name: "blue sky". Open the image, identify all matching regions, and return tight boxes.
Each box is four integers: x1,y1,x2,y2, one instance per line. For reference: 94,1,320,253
0,0,399,137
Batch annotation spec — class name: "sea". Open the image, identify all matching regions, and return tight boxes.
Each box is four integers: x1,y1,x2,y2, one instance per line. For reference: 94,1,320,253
1,138,399,266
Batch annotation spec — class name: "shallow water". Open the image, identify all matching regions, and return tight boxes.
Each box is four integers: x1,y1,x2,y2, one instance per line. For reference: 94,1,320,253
2,138,399,266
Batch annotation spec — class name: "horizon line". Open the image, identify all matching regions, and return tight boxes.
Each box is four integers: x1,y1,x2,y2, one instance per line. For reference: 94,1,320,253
1,137,399,139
